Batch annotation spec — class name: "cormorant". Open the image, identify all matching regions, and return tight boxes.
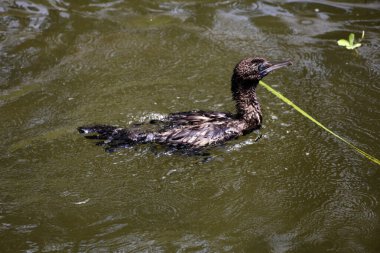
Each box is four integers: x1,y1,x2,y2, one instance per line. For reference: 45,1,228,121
78,57,291,151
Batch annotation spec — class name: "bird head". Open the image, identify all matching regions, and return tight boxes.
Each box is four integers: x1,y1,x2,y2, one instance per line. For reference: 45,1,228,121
232,57,292,85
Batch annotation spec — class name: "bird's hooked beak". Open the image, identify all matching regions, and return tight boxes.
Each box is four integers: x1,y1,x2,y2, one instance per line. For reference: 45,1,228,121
259,60,292,77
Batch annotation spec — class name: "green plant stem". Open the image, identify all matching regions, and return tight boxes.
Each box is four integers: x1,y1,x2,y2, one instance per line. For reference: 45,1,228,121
259,80,380,166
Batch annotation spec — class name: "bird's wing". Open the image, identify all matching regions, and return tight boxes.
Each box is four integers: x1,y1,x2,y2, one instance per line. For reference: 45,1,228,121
156,120,241,148
150,110,234,127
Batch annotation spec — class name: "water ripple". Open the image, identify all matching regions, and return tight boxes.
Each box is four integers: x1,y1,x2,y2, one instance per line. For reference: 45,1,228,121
289,174,379,250
131,201,179,224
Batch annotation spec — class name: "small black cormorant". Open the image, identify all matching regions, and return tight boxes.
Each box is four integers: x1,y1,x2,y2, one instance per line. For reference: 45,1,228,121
78,57,291,151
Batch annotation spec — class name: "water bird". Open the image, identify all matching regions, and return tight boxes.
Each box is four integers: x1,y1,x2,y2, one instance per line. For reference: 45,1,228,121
78,57,291,151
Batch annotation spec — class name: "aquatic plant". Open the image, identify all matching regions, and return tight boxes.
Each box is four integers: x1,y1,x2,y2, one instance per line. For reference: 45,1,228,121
337,31,365,50
259,80,380,166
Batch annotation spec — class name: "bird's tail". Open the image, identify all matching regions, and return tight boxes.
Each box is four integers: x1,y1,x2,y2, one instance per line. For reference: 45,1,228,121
77,124,119,139
77,124,154,151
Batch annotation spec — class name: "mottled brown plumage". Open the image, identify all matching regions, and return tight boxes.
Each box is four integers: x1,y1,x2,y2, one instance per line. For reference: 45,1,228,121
78,57,291,151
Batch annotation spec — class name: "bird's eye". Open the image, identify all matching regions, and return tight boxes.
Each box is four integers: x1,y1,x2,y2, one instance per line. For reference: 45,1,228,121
258,64,265,72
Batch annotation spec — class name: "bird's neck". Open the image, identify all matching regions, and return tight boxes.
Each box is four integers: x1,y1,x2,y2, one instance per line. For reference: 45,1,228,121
232,81,262,130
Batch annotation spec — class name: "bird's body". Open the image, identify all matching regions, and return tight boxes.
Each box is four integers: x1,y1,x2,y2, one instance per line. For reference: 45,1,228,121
151,110,243,148
78,57,291,151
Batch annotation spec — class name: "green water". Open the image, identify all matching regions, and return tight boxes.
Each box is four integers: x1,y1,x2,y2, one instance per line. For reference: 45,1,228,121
1,0,379,252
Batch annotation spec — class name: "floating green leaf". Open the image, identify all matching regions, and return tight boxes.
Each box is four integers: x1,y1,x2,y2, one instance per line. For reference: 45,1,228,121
337,39,350,47
346,43,361,50
337,31,364,50
348,33,355,45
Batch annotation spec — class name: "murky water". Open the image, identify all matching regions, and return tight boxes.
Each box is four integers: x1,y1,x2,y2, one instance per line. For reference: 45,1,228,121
1,0,379,252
